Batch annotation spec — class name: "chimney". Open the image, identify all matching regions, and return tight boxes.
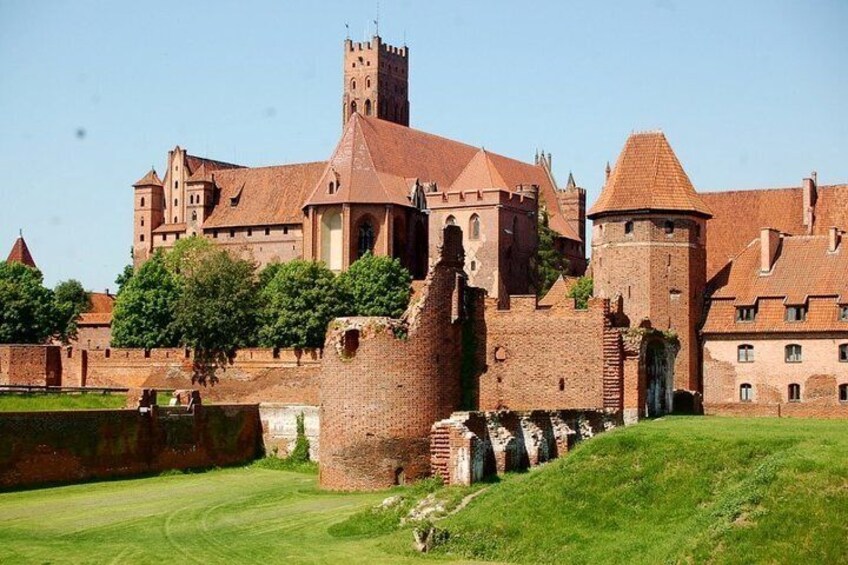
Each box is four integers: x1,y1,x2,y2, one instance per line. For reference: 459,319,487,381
760,228,781,273
828,227,841,253
802,174,817,233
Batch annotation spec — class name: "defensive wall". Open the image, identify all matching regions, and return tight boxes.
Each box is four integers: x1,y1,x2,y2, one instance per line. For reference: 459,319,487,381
431,409,621,486
705,403,848,419
0,345,62,387
0,404,262,490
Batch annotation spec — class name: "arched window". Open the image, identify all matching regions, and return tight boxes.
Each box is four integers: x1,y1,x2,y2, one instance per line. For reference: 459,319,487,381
364,99,372,116
365,76,371,88
737,344,754,363
357,220,375,259
173,216,177,223
175,181,179,189
788,383,801,402
740,383,753,401
174,198,178,207
351,78,356,90
785,344,803,363
140,197,145,207
625,220,634,235
840,383,848,402
328,181,335,194
445,215,456,226
558,378,565,392
664,220,675,234
469,214,481,240
189,194,193,204
351,101,357,115
839,343,848,362
191,210,197,221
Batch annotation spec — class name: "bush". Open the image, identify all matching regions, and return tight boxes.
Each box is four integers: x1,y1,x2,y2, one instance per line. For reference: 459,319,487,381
336,252,412,318
0,262,58,344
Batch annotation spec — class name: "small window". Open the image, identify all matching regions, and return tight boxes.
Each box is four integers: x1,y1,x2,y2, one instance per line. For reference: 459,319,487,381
469,214,481,240
162,234,167,241
191,210,197,221
445,215,456,226
283,226,289,235
737,344,754,363
229,229,235,238
839,384,848,402
247,228,252,237
140,197,145,207
786,305,807,322
470,260,477,271
366,77,371,88
189,194,193,204
173,216,177,223
351,79,356,90
558,378,565,392
139,234,145,242
175,181,178,189
840,306,848,321
174,198,178,206
624,221,634,235
265,227,270,236
175,233,180,240
736,306,757,322
839,344,848,363
141,217,145,227
213,230,218,239
740,383,753,402
365,99,372,116
329,181,335,194
788,383,801,402
663,220,675,235
785,344,803,363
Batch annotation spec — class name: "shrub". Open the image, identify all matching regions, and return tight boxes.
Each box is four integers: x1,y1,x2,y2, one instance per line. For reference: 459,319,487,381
336,252,412,318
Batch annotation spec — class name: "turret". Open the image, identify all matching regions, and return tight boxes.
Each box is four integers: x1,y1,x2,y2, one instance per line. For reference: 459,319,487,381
342,35,409,127
132,169,164,266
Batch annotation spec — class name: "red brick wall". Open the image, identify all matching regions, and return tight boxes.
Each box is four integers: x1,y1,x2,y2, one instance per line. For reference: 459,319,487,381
0,405,262,489
705,402,848,419
480,296,622,411
0,345,62,387
319,226,477,490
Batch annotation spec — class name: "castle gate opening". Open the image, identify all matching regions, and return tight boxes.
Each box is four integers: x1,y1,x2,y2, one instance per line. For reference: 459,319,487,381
646,341,672,417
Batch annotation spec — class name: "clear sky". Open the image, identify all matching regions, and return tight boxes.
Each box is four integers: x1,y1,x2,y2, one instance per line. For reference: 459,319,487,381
1,0,846,291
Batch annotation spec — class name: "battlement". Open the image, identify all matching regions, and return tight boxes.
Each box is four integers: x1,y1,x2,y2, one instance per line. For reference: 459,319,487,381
345,36,408,58
425,187,537,210
489,294,610,316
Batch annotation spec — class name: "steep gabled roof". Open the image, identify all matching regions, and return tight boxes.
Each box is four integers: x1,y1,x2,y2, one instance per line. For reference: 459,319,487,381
6,236,36,268
133,169,163,187
185,154,241,175
204,162,327,228
588,131,712,219
450,149,508,191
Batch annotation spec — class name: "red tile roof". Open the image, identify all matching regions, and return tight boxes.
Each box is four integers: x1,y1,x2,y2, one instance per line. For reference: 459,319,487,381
152,223,187,234
133,169,163,187
303,114,581,241
6,236,36,268
78,292,115,327
588,131,712,219
185,154,241,175
203,162,327,228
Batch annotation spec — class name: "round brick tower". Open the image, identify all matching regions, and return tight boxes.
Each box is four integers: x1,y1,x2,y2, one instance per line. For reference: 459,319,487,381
588,131,712,396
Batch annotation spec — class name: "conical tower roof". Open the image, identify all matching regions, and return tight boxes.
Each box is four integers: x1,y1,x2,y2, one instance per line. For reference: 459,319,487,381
6,235,36,268
588,131,712,219
133,168,163,187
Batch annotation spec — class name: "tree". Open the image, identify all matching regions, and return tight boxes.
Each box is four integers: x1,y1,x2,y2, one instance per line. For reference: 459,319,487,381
569,276,593,309
533,207,570,296
336,252,412,318
53,279,91,343
111,252,180,349
114,264,134,295
173,249,260,381
258,260,346,349
0,262,57,344
164,235,215,277
258,261,285,288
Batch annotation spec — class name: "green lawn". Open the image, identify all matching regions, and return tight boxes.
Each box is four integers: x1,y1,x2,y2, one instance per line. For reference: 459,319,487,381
0,417,845,564
0,393,126,411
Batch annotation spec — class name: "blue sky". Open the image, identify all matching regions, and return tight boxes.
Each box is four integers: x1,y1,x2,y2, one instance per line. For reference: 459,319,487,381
1,0,845,291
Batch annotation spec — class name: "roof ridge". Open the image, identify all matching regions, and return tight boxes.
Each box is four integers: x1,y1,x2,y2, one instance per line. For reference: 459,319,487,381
355,114,392,201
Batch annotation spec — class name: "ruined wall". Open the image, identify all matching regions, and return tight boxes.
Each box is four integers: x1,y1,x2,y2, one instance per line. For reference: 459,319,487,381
431,409,621,486
480,296,623,412
259,403,320,460
0,345,62,387
0,405,262,489
703,337,848,406
319,225,482,491
62,347,320,404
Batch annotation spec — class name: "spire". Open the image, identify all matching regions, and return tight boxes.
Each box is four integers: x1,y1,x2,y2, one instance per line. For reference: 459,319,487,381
566,171,577,190
6,234,36,269
605,161,611,180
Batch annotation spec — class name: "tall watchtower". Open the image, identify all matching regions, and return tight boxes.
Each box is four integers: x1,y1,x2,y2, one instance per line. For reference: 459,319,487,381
588,132,712,393
342,35,409,127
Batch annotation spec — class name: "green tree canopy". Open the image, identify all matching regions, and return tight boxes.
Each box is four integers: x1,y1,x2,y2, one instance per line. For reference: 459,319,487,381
336,252,412,318
164,235,215,277
569,276,594,309
0,262,57,344
173,249,259,355
114,264,134,295
258,260,346,349
533,208,570,296
110,252,180,349
258,261,285,288
53,279,90,344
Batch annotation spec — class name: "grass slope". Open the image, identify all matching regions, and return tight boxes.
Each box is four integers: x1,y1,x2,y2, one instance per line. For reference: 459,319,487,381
0,393,126,411
430,417,848,564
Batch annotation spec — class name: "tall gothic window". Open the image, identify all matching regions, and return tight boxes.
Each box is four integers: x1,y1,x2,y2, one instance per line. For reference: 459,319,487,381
469,214,481,240
365,99,372,116
445,215,456,227
357,220,375,259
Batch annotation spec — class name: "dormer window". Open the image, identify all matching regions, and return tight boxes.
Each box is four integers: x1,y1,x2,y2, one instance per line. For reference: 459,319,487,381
785,344,803,363
736,306,757,322
785,305,807,322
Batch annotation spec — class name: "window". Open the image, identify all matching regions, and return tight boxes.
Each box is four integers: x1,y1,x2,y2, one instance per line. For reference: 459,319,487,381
740,383,753,402
173,216,177,223
365,99,372,116
174,198,178,206
229,229,235,238
840,344,848,363
785,344,803,363
840,384,848,402
265,227,270,236
559,378,565,392
357,220,375,258
328,181,335,194
175,233,180,240
469,214,481,240
788,383,801,402
736,306,757,322
737,344,754,363
624,221,634,235
139,234,145,242
283,226,288,235
140,217,144,227
366,77,371,88
213,230,218,239
351,79,356,90
162,234,167,241
140,197,145,207
840,306,848,321
663,220,675,235
351,101,357,114
191,210,197,221
470,260,477,271
175,181,178,189
786,305,807,321
445,215,456,226
189,194,193,204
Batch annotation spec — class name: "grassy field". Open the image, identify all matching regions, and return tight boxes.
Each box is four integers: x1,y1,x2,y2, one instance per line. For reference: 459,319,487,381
0,393,126,411
430,417,848,564
0,417,845,564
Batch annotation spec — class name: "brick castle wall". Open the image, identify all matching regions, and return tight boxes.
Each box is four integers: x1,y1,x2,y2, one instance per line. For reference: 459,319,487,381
0,404,262,489
0,345,62,387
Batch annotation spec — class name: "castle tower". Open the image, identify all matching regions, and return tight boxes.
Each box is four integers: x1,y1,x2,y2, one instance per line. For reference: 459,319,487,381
6,234,36,269
132,169,164,267
342,35,409,127
588,132,712,393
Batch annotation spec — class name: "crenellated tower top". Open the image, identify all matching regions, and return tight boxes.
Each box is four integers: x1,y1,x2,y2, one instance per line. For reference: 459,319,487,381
342,35,409,127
